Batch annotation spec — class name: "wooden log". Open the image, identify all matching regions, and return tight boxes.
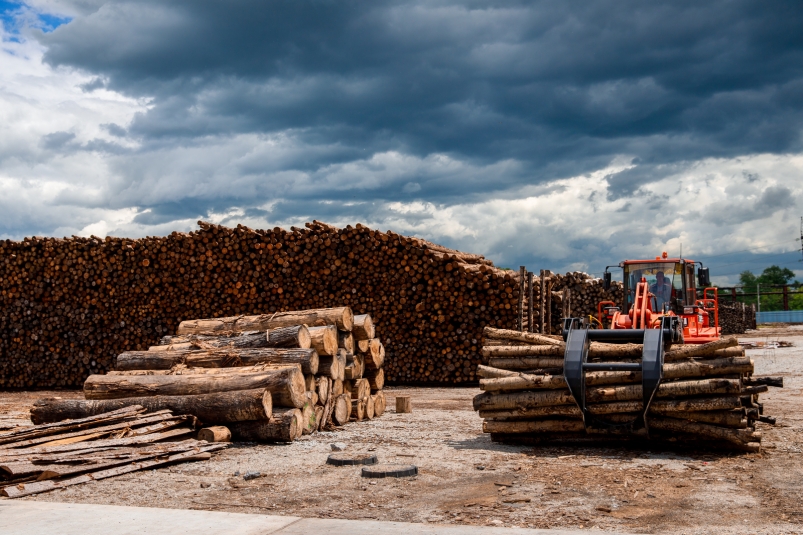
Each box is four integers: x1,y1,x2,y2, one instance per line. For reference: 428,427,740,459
301,400,316,435
344,353,364,380
473,379,741,411
484,419,584,434
366,368,384,392
229,409,302,442
308,326,338,356
148,332,270,352
331,379,344,397
30,390,272,425
352,314,375,341
479,357,754,392
107,363,301,377
84,367,306,408
334,350,347,381
372,391,386,417
116,348,319,375
317,353,343,381
332,394,351,426
338,331,354,353
314,406,324,430
198,426,232,442
315,377,330,405
267,325,311,349
365,394,376,420
665,336,739,361
351,399,366,421
265,307,354,332
304,374,315,392
488,357,565,370
483,327,563,346
360,339,385,371
396,395,412,413
647,415,759,445
176,307,354,335
349,378,370,400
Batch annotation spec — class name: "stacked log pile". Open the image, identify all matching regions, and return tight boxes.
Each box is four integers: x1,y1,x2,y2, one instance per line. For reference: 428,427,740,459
0,406,224,498
29,308,388,442
719,302,756,335
474,327,781,451
0,221,525,387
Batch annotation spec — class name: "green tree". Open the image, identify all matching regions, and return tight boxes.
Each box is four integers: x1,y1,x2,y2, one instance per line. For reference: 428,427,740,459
757,265,795,286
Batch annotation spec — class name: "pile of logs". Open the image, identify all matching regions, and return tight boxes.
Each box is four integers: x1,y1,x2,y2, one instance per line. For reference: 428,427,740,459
474,327,781,451
0,406,224,498
719,302,757,334
30,308,388,442
0,220,524,387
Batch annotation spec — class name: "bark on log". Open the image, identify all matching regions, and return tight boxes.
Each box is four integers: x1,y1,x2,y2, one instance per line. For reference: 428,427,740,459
267,325,311,349
229,409,302,442
331,379,344,397
365,394,375,420
488,357,565,370
177,307,353,335
352,314,375,341
483,327,563,346
84,367,306,408
665,336,739,361
472,379,741,411
30,390,272,425
116,348,319,375
479,357,753,392
308,326,338,356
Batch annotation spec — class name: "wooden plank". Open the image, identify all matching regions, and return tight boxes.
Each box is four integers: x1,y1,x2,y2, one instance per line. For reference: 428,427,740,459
0,406,146,446
1,412,177,450
1,443,227,498
0,427,195,457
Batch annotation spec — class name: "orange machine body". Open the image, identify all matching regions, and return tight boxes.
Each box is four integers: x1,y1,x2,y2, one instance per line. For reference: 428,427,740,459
598,253,720,344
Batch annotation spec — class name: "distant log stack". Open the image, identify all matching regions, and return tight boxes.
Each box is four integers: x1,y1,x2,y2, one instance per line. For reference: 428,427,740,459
475,327,780,452
31,307,388,443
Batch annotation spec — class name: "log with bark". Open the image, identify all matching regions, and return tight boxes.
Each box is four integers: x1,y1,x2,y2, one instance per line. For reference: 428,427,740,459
30,389,273,425
83,367,306,408
116,348,319,375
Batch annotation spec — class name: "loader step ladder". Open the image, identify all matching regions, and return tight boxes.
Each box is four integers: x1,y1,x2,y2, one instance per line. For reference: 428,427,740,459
561,316,681,434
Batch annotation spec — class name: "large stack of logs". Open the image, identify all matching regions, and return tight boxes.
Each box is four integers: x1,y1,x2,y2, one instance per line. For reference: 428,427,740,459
29,308,387,443
0,406,224,498
474,327,781,452
0,221,526,387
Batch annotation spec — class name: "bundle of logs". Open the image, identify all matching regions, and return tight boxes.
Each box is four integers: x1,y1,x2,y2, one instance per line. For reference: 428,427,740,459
719,301,757,335
29,308,388,443
0,220,523,387
473,327,781,452
0,405,224,498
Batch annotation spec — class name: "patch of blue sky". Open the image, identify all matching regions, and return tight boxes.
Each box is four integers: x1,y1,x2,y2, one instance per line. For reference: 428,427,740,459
0,1,71,37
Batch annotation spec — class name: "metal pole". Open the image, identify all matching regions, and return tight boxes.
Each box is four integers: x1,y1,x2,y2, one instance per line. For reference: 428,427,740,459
518,266,525,331
539,270,546,334
757,284,760,318
527,271,534,333
783,285,789,311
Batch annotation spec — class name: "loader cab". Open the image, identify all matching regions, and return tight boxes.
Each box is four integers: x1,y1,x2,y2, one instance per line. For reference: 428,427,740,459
622,258,697,314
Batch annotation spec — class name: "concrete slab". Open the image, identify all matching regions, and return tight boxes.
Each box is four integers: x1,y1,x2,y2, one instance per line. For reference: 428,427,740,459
0,500,636,535
0,501,300,535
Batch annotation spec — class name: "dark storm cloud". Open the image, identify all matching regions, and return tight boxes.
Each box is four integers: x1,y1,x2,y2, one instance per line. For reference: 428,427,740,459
29,1,803,225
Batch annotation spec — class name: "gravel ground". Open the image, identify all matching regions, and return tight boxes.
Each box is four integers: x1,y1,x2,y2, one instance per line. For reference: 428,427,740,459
2,325,803,534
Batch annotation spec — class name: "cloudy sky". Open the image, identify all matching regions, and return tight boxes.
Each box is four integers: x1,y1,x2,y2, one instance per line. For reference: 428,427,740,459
1,1,802,284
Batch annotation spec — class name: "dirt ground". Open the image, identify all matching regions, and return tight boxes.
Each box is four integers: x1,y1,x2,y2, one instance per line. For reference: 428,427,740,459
3,325,803,534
